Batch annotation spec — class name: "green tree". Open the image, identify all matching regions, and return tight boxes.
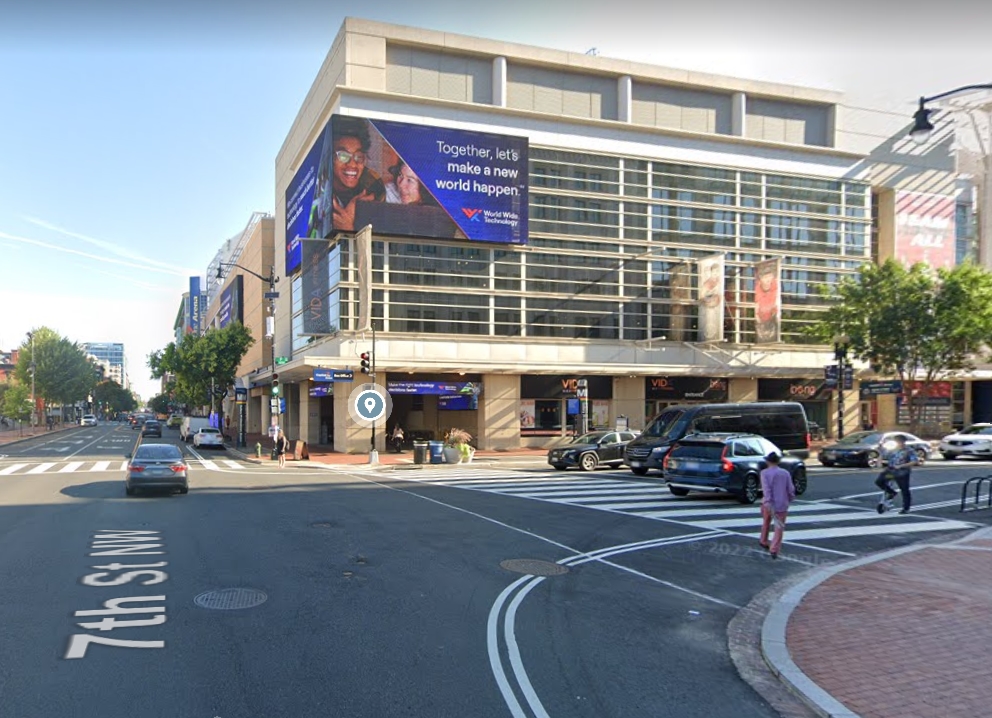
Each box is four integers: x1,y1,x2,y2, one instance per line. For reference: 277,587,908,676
2,383,33,425
93,380,137,415
810,260,992,433
15,327,98,411
147,393,171,415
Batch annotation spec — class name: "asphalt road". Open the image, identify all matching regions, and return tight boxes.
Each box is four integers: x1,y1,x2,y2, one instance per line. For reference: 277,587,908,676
0,424,989,717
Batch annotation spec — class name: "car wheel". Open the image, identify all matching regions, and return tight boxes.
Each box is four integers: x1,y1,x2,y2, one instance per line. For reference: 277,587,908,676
630,467,649,476
820,460,835,467
668,486,690,497
866,451,881,468
125,485,135,497
917,448,928,465
178,486,189,495
942,452,957,460
579,453,598,472
792,468,808,496
738,475,760,504
552,464,567,471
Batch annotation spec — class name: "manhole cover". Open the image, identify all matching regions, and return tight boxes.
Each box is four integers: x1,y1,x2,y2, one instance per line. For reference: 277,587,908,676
500,559,570,576
194,588,268,610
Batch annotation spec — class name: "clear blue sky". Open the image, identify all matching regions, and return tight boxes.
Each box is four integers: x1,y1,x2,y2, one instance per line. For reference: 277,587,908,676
1,0,989,401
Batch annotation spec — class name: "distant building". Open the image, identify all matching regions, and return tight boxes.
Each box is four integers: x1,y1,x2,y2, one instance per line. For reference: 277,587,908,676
81,342,128,390
0,349,16,383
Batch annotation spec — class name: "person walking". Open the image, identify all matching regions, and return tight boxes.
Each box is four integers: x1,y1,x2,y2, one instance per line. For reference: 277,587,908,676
874,434,921,514
275,430,288,468
759,452,796,559
391,424,405,453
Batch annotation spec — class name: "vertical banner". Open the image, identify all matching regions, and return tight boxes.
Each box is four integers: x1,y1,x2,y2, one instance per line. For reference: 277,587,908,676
696,254,725,343
753,257,781,344
189,277,202,335
895,191,956,269
669,263,692,342
519,400,536,430
356,224,373,332
301,238,332,335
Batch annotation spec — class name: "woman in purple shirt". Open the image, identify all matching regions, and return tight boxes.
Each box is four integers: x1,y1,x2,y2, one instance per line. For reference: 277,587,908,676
759,452,796,559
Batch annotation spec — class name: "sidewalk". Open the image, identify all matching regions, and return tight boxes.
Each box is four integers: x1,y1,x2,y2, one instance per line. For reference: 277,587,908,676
0,423,79,447
761,525,992,718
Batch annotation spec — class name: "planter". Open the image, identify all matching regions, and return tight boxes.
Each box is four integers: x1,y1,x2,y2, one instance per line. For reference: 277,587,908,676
442,446,463,464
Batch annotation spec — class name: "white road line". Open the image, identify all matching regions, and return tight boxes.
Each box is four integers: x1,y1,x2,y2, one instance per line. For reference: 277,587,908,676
689,511,906,530
540,492,675,504
0,463,27,475
59,462,85,473
630,502,853,519
741,520,976,541
89,461,111,472
494,485,669,497
119,461,128,471
199,460,219,471
222,460,242,469
818,480,966,502
28,462,57,474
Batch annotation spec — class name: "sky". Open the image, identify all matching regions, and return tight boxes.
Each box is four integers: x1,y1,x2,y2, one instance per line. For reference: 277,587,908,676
1,0,991,401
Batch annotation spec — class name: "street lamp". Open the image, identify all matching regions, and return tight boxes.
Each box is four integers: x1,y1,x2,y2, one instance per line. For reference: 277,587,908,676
909,84,992,145
834,334,849,440
216,262,279,447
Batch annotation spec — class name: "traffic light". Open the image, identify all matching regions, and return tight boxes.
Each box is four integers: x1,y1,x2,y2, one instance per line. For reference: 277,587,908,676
360,352,371,374
271,373,280,396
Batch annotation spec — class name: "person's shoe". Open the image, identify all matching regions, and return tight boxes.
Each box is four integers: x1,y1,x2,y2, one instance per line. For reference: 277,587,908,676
876,502,886,514
898,508,910,514
759,542,770,551
770,552,779,560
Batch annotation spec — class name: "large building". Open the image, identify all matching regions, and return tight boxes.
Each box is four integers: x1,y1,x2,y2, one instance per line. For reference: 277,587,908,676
220,18,979,452
81,342,128,390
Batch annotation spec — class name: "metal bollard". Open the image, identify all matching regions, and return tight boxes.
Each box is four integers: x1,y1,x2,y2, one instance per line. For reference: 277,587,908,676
255,442,262,459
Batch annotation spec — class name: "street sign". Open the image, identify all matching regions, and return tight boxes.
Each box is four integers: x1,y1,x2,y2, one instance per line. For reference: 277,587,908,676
212,387,227,398
824,365,838,388
313,369,355,383
269,398,280,415
842,366,854,391
264,291,280,300
275,357,289,365
235,388,247,405
860,380,903,398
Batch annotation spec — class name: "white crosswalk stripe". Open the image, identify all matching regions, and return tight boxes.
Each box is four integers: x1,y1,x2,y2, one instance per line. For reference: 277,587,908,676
28,463,56,474
382,466,976,544
89,461,111,472
222,460,242,469
0,458,254,476
0,463,27,475
59,462,84,473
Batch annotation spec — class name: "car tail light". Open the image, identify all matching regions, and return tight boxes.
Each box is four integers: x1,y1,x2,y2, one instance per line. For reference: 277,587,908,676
169,464,185,473
805,432,811,448
662,453,671,470
128,465,144,473
720,446,733,473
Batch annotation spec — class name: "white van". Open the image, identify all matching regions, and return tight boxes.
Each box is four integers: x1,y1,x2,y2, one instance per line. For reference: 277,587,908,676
180,417,211,442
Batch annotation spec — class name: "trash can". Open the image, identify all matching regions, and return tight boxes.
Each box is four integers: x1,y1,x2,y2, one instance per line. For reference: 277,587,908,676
428,440,445,464
413,440,429,465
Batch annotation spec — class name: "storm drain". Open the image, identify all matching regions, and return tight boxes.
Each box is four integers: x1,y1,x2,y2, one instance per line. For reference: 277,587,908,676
500,559,570,577
194,588,268,610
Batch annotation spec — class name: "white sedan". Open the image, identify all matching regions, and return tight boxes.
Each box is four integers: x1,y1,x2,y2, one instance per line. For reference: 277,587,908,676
80,414,97,426
192,427,225,449
938,423,992,460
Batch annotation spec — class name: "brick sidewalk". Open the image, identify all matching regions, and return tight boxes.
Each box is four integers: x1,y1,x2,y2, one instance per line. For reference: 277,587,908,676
779,527,992,718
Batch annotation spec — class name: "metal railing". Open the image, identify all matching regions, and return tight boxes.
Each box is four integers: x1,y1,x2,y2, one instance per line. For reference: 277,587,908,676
960,475,992,512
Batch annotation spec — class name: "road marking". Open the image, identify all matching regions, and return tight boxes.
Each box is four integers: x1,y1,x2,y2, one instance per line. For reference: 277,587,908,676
742,519,976,541
222,460,242,469
60,462,85,473
28,462,57,474
689,510,907,530
0,463,27,475
89,461,111,472
119,461,128,471
199,460,219,471
817,480,966,502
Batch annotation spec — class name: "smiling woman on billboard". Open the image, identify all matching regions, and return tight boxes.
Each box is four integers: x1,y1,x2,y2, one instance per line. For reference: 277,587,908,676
330,116,385,232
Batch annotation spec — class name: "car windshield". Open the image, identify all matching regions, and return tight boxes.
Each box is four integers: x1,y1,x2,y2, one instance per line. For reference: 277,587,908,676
835,431,881,445
200,428,220,434
961,425,992,435
671,443,725,460
572,432,609,444
134,445,182,460
642,409,687,440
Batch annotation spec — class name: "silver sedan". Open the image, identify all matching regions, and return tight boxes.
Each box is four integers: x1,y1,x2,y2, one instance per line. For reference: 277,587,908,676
125,443,189,496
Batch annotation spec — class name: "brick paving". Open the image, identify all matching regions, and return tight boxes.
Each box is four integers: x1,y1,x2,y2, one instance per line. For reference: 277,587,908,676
787,537,992,718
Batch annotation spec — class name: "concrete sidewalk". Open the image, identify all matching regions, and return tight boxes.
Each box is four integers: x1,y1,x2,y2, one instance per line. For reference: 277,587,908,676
759,525,992,718
0,423,81,447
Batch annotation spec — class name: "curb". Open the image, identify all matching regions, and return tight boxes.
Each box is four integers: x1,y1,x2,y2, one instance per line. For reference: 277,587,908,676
759,526,989,718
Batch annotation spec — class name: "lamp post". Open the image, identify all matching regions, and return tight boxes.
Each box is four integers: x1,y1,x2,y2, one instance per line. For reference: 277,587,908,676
834,335,849,440
217,262,279,448
908,84,992,145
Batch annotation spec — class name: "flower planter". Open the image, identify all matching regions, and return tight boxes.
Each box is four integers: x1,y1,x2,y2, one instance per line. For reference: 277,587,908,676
442,446,463,464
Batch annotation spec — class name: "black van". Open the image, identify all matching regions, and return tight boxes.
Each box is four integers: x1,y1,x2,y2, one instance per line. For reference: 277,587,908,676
623,402,811,475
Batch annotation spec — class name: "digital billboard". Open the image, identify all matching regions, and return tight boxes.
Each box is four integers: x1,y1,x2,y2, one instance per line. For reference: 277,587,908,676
285,114,529,274
895,191,956,269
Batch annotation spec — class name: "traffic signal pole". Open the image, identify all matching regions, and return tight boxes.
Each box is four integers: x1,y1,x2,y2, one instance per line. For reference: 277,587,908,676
359,323,377,462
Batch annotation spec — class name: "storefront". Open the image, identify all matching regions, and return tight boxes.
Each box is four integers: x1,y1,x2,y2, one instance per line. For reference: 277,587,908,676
386,374,483,442
757,378,830,432
644,376,729,422
520,376,612,437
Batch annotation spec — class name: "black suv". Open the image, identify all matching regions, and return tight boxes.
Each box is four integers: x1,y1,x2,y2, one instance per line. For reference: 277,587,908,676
663,432,807,504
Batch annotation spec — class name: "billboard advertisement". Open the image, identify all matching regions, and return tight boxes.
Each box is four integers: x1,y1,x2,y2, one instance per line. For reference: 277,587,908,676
697,254,725,343
285,114,529,273
895,191,956,270
188,277,202,335
668,263,692,342
386,381,481,396
301,239,332,335
218,275,243,329
753,258,781,344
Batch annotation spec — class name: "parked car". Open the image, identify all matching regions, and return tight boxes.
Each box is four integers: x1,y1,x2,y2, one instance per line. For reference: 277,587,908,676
624,402,811,476
937,423,992,460
80,414,97,427
548,430,639,471
141,420,162,438
663,432,807,504
818,431,930,467
166,414,183,429
125,443,188,496
192,427,224,449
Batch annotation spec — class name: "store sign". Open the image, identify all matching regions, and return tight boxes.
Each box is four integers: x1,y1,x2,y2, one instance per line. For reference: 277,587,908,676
309,385,332,397
759,378,828,402
900,381,953,407
387,381,482,396
645,376,728,402
859,380,903,398
313,369,354,383
438,394,477,410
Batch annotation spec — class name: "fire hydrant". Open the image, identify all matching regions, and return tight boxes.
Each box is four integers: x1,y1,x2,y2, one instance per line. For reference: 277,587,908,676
255,442,262,459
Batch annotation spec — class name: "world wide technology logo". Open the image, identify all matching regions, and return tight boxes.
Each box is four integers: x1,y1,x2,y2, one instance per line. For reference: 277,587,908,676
461,208,483,221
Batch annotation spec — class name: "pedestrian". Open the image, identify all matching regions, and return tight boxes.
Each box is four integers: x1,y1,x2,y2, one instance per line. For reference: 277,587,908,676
874,434,921,514
759,452,796,559
391,424,405,453
275,430,288,468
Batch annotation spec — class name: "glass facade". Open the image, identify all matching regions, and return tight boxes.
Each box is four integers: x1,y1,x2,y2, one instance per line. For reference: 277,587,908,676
292,149,871,347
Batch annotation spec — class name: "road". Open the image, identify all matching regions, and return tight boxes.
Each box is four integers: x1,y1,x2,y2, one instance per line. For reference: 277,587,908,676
0,423,989,717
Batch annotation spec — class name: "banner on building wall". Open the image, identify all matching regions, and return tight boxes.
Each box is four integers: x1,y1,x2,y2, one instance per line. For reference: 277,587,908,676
301,238,333,335
356,224,373,333
669,263,692,342
519,400,536,429
696,254,724,343
218,275,243,329
188,277,202,335
284,113,530,275
753,257,781,344
895,191,956,269
592,400,610,429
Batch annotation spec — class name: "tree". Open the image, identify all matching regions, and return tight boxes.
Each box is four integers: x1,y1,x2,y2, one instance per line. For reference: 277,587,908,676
14,327,98,410
93,380,137,415
2,383,33,426
810,260,992,433
147,393,171,416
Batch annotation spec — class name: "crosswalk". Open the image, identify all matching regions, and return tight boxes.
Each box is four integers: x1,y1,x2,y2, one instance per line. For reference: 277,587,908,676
0,458,253,476
385,467,976,544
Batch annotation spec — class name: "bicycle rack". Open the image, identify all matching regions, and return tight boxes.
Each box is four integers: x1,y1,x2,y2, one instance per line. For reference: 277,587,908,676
960,475,992,512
